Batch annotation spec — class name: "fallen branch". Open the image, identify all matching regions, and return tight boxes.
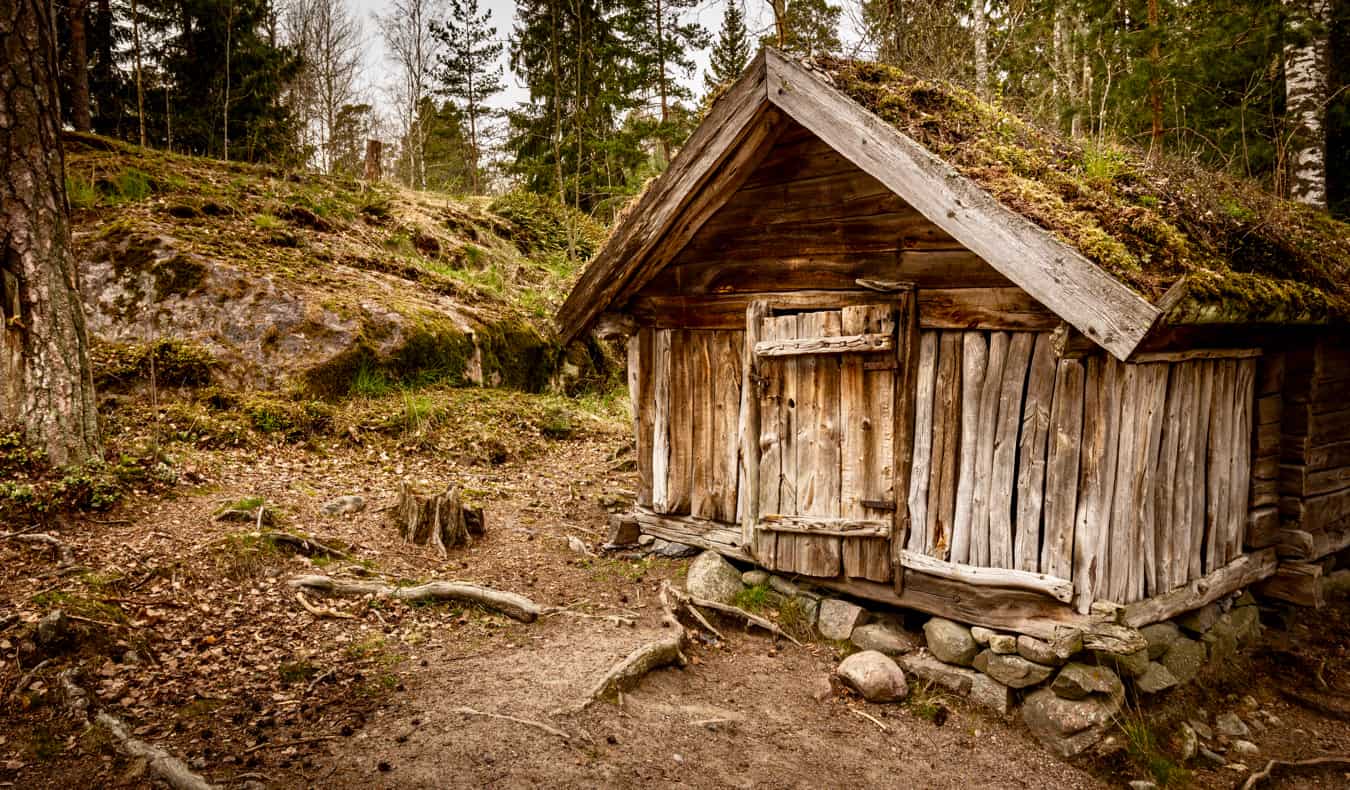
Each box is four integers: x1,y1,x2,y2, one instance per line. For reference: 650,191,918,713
1240,756,1350,789
666,584,802,646
848,707,889,732
568,633,688,713
305,667,337,695
259,532,350,560
659,582,724,641
294,592,357,620
58,669,214,790
540,608,638,627
8,659,51,702
0,614,19,633
3,532,73,565
450,706,572,740
288,575,541,623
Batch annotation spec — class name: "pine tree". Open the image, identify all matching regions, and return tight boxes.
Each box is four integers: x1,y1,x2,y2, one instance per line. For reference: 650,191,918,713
617,0,708,163
764,0,841,58
706,0,750,90
431,0,503,193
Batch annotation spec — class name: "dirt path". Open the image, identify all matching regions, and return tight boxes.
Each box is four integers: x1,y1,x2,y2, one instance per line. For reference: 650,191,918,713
4,395,1350,788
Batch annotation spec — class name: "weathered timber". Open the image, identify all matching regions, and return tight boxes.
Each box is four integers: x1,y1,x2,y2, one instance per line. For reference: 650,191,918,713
632,329,655,506
1257,561,1325,608
763,50,1160,359
1136,364,1168,598
1153,362,1185,591
714,331,743,523
906,331,938,553
1280,488,1350,532
990,333,1034,569
754,311,785,563
898,550,1073,603
668,331,694,513
1189,362,1215,582
651,330,674,512
1244,506,1281,548
1014,333,1057,573
950,332,987,564
891,290,919,591
1073,356,1120,612
1280,464,1350,498
1204,361,1236,574
690,332,715,519
797,310,843,576
630,288,1056,332
926,332,962,559
759,514,889,537
1041,357,1084,580
1106,363,1142,603
392,481,481,555
1129,348,1262,363
1121,548,1279,627
635,508,751,560
971,332,1009,567
842,305,896,581
557,56,772,341
754,333,892,357
1229,359,1255,561
1171,363,1200,586
772,315,800,570
740,302,767,546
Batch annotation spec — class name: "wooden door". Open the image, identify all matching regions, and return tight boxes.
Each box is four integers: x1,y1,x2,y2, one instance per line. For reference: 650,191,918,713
744,301,906,581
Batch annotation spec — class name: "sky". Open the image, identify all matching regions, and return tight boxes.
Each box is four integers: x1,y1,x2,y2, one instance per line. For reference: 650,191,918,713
347,0,866,117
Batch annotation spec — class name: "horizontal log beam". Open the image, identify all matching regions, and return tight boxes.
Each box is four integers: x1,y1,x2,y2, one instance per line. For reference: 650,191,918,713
1121,548,1279,628
1257,561,1324,608
634,508,752,561
897,550,1074,603
758,514,890,537
1129,348,1262,363
754,333,893,357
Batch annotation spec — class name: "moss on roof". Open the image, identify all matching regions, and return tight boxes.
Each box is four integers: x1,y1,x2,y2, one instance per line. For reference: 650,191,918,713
812,57,1350,325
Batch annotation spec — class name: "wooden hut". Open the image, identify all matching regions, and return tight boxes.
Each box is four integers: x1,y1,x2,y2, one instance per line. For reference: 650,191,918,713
557,50,1350,636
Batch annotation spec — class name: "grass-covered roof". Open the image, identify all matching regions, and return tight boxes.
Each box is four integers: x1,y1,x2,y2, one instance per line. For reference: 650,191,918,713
810,57,1350,325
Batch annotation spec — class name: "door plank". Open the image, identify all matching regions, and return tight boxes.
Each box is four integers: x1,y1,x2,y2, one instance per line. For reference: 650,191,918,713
652,329,674,513
950,332,987,564
927,333,963,559
1014,334,1057,573
1041,357,1084,580
906,331,939,553
990,333,1034,569
971,332,1009,567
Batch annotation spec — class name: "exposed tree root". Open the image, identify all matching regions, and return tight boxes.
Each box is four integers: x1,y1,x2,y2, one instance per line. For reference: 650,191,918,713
2,532,74,565
541,608,638,627
451,706,573,740
1280,686,1350,721
8,658,51,703
1240,756,1350,789
294,591,357,620
665,583,802,646
259,532,350,560
59,670,215,789
288,574,541,622
567,633,689,714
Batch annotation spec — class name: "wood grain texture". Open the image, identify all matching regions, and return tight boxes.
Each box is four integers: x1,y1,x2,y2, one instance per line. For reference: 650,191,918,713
632,329,655,507
1106,363,1141,603
1228,359,1255,562
1205,360,1235,573
739,303,767,544
927,332,963,559
971,331,1010,567
798,311,844,576
1136,364,1169,599
651,330,674,513
1042,358,1084,581
760,514,890,536
763,50,1160,359
990,333,1034,569
753,311,784,564
1073,356,1121,612
898,550,1074,603
754,333,892,357
906,331,939,553
891,291,920,591
1122,548,1279,627
690,332,716,519
1189,362,1215,582
950,332,988,564
1015,333,1058,573
714,331,743,523
1154,362,1186,592
842,305,896,581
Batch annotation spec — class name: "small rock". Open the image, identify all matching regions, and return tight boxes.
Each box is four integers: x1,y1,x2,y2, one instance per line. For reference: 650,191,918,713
1234,590,1257,607
1230,740,1259,758
605,515,640,546
836,650,908,702
969,674,1013,716
1094,647,1150,679
980,653,1055,689
1260,711,1281,728
1052,663,1123,700
817,598,869,641
850,623,917,656
741,570,770,587
1174,722,1198,761
989,634,1018,654
1189,719,1214,740
768,576,800,597
1202,617,1239,662
321,495,366,516
1228,606,1261,645
924,618,978,667
36,610,70,649
567,535,595,556
1022,687,1122,758
654,541,699,558
1198,747,1226,767
685,551,744,604
895,652,1013,715
794,595,820,626
1128,781,1158,790
1215,712,1249,738
1160,637,1207,684
1140,622,1181,660
1176,603,1220,635
1136,662,1179,694
970,626,995,645
1017,632,1080,667
638,535,656,547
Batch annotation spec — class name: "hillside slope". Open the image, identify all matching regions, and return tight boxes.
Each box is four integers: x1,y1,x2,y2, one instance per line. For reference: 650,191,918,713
65,133,609,396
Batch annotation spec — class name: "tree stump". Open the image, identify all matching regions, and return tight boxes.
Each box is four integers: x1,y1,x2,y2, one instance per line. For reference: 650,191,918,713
391,481,484,555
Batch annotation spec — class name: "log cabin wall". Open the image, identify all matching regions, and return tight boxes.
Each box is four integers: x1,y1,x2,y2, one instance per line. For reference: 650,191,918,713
1258,341,1350,561
906,336,1257,607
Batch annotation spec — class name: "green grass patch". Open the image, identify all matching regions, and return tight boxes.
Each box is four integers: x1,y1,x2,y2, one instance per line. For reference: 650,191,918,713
1118,708,1190,788
732,584,772,613
253,213,282,231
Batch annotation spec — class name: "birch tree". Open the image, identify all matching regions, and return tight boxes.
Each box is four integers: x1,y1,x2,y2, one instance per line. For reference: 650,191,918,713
1284,0,1330,208
378,0,443,188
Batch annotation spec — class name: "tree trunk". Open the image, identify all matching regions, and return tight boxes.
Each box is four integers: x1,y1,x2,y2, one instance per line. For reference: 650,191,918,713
1147,0,1163,161
391,480,485,555
972,0,989,101
1284,0,1330,208
0,0,102,465
68,0,91,132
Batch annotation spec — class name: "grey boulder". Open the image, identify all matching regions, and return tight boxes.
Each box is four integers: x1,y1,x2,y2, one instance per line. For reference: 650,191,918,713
1022,687,1123,758
850,623,917,656
836,650,908,702
685,551,745,604
924,618,978,666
